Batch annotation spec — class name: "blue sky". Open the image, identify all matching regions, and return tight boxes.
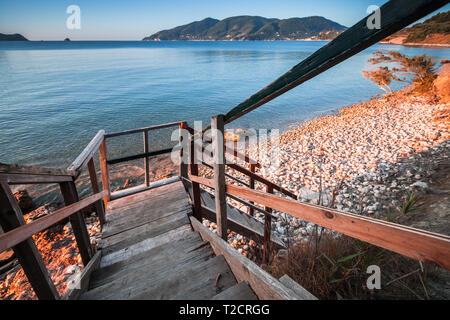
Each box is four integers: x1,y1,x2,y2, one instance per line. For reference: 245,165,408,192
0,0,449,40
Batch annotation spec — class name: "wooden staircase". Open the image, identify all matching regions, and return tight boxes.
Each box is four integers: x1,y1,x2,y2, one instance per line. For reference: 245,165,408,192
80,180,259,300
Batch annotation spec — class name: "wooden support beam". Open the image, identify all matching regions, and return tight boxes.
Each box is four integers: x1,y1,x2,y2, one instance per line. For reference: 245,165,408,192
263,185,273,263
248,163,256,216
59,181,93,266
190,133,202,220
212,114,227,240
87,159,105,226
179,122,188,179
143,130,150,187
106,147,173,165
104,121,182,138
0,182,59,300
227,162,297,200
98,139,110,207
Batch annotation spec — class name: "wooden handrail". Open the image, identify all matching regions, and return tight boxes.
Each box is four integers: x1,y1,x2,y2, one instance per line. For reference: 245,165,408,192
104,121,182,138
0,190,108,253
227,163,297,200
0,163,75,176
188,174,450,270
67,130,105,175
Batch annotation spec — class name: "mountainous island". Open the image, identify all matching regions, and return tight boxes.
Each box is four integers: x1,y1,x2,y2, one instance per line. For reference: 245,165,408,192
381,11,449,46
143,16,347,41
0,33,28,41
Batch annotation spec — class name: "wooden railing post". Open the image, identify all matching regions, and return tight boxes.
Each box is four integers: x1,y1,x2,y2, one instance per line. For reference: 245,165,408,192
190,129,202,220
59,181,93,266
263,185,273,263
0,181,59,300
248,163,255,216
179,122,188,179
87,158,105,226
212,114,227,240
98,139,110,208
143,130,150,186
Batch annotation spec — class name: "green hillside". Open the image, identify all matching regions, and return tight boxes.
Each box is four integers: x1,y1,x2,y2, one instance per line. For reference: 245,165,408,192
143,15,346,41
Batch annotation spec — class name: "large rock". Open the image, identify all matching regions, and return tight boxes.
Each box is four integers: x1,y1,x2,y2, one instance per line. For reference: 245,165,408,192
13,189,34,213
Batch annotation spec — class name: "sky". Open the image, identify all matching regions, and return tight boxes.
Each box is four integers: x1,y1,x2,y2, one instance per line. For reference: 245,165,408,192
0,0,449,40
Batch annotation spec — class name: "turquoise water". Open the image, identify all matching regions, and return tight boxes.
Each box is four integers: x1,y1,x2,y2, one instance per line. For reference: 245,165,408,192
1,41,449,168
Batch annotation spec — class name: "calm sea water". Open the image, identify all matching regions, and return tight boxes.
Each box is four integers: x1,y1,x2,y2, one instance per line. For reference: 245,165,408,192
1,41,449,168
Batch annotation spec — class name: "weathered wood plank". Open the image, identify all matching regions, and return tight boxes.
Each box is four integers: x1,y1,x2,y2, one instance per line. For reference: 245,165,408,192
82,242,217,300
0,173,74,185
167,255,237,300
92,243,214,294
100,224,193,268
100,209,190,254
91,232,205,289
63,251,102,300
0,182,59,300
212,281,258,300
107,179,186,214
0,162,75,177
109,176,181,201
102,200,190,238
279,275,317,300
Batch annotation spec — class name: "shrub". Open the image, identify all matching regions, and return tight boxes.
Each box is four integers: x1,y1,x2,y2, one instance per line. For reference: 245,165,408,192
363,51,437,95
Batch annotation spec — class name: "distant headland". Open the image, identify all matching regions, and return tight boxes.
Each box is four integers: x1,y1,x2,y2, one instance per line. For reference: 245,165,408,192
143,15,347,41
0,33,28,41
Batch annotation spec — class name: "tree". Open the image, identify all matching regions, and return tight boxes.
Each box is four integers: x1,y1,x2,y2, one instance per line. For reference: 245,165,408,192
363,51,437,95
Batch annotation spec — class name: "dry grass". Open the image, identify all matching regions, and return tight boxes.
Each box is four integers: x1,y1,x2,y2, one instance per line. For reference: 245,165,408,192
264,230,436,300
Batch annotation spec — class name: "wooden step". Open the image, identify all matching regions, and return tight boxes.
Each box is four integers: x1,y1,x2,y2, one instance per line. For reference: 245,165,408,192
90,232,206,289
81,243,215,300
131,255,237,300
278,275,317,300
102,198,190,238
211,281,258,300
100,224,193,268
99,208,191,255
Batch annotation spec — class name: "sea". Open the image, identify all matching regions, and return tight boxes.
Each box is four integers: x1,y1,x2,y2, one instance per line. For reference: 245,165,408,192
1,40,449,168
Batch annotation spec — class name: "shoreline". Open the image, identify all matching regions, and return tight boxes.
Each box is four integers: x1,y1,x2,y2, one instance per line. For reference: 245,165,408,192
379,41,450,48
